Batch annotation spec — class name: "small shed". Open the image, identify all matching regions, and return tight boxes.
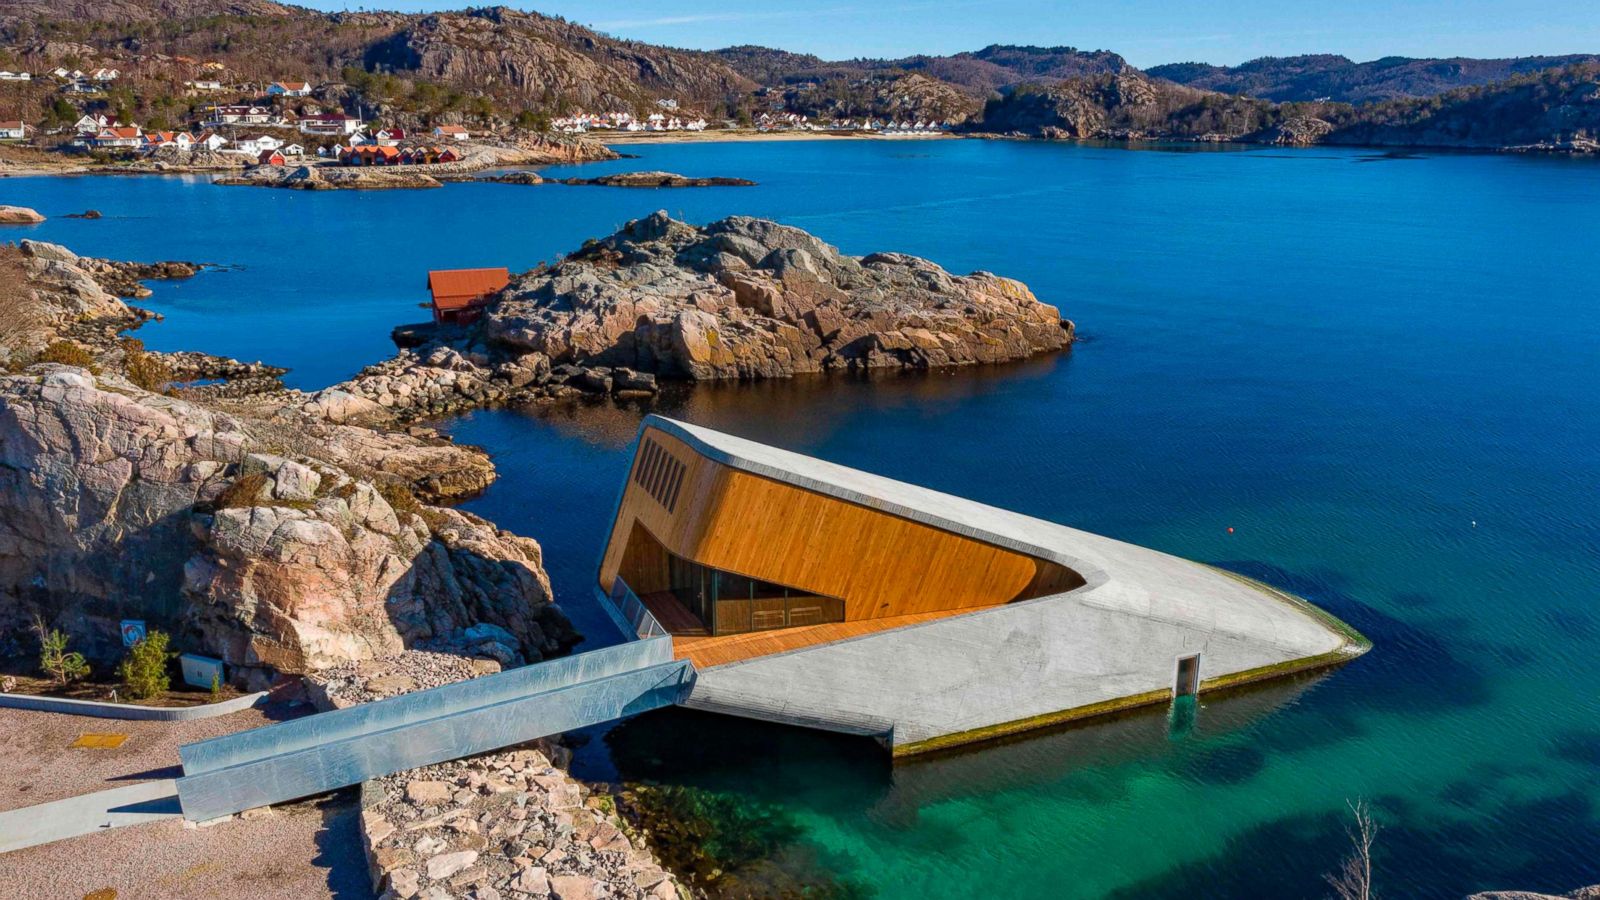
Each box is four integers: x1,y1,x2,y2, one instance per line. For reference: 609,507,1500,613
427,267,510,325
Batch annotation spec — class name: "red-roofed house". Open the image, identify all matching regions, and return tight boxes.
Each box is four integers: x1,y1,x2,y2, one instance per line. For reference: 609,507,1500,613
427,268,510,325
433,124,470,141
92,126,144,149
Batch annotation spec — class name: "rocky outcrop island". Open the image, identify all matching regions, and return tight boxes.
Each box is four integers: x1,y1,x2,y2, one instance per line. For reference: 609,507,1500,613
481,210,1072,379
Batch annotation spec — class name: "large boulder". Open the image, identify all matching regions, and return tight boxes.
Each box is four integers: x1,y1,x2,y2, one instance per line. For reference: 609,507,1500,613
0,368,574,682
484,211,1072,379
0,205,44,225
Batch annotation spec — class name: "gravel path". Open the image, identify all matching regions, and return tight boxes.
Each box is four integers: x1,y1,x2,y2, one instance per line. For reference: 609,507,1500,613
0,703,291,812
5,792,367,900
0,701,369,898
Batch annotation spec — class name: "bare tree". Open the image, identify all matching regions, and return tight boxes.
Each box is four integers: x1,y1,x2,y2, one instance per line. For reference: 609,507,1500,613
1326,798,1379,900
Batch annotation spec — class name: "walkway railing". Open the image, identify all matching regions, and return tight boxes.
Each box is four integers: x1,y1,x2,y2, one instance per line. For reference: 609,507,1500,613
600,577,668,640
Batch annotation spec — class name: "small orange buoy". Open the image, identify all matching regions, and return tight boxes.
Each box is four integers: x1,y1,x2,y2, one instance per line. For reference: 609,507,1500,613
1227,527,1235,534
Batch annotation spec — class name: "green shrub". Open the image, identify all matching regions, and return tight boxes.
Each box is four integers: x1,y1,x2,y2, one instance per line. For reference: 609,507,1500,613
36,340,97,372
375,479,422,518
32,616,89,685
117,629,172,701
121,337,172,392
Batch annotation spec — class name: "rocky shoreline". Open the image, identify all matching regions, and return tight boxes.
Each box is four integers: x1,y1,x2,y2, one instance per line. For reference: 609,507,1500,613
0,237,580,684
217,165,444,190
362,744,680,900
301,654,682,900
482,171,757,188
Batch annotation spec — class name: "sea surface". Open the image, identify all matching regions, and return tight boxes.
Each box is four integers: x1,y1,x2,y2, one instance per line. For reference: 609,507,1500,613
6,139,1600,898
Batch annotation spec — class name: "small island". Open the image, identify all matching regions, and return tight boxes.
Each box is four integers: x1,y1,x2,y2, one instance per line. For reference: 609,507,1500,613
482,170,757,188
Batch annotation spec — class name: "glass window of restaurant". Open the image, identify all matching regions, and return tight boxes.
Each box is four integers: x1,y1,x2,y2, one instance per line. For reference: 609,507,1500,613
663,551,843,635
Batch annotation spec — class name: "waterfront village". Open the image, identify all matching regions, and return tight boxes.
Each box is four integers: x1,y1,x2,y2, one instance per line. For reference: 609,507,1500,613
0,61,961,167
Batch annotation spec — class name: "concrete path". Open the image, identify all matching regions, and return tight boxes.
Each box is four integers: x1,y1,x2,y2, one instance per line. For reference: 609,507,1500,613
0,778,180,853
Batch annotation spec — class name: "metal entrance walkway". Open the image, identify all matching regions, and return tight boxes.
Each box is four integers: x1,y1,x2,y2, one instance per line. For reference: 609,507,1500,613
175,587,686,822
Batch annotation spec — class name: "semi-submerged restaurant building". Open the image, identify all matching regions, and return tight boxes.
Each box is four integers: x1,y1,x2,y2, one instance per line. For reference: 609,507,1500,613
597,416,1370,756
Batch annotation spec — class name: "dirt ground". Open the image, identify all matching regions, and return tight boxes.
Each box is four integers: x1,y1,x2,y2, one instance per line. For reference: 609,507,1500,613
5,793,368,900
0,703,370,899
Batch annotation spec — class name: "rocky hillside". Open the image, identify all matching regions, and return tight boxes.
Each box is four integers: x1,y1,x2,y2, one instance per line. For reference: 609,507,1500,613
360,7,754,112
1148,53,1600,103
0,1,754,120
1322,62,1600,149
757,72,982,123
974,70,1309,141
974,63,1600,151
0,239,578,688
717,43,1131,96
0,0,291,20
482,211,1073,379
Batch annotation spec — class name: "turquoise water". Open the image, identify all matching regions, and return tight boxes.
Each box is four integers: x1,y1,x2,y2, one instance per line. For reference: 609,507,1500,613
6,140,1600,897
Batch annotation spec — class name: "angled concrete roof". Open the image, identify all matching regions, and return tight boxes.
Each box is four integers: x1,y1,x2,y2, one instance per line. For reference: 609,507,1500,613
646,415,1368,753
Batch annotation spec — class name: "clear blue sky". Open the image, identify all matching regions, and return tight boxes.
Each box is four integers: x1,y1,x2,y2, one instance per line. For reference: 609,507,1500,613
296,0,1600,68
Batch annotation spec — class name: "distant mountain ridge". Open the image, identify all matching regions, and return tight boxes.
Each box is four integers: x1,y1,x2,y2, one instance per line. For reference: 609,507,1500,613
0,0,1596,152
975,62,1600,152
714,43,1130,95
1147,53,1600,103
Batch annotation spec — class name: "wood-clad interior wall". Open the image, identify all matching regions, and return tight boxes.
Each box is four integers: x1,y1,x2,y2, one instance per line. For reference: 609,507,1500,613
599,426,1084,621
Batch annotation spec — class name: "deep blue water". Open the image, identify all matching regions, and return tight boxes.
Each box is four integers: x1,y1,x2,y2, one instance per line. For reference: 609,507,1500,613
5,139,1600,897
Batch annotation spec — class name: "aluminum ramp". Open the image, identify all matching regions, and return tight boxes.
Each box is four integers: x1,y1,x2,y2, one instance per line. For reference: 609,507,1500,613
174,634,690,821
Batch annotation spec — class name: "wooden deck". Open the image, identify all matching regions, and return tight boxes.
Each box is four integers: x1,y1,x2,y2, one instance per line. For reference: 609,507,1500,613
636,593,1002,669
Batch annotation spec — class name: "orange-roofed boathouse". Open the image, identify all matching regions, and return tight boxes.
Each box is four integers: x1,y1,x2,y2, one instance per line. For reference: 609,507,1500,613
427,267,510,325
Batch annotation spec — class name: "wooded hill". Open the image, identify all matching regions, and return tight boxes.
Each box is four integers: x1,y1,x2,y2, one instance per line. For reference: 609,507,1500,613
1,0,1596,151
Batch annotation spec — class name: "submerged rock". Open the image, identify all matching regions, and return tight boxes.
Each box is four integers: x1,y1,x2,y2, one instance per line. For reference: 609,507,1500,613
484,210,1072,379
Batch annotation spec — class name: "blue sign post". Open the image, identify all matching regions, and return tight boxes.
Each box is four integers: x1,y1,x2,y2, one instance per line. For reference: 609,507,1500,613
120,619,147,648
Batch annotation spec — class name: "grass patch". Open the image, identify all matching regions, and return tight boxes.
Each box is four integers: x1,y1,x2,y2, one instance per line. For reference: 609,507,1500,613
212,472,269,509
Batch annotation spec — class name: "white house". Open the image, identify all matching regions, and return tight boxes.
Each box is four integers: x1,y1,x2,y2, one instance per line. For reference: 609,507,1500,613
298,112,361,135
432,124,469,141
74,114,110,133
206,104,272,125
91,126,144,149
142,131,191,150
230,134,284,155
365,127,405,146
0,121,33,141
267,80,312,97
184,79,224,92
63,80,99,95
52,68,85,80
282,142,305,156
191,131,228,152
90,68,119,82
0,71,32,82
